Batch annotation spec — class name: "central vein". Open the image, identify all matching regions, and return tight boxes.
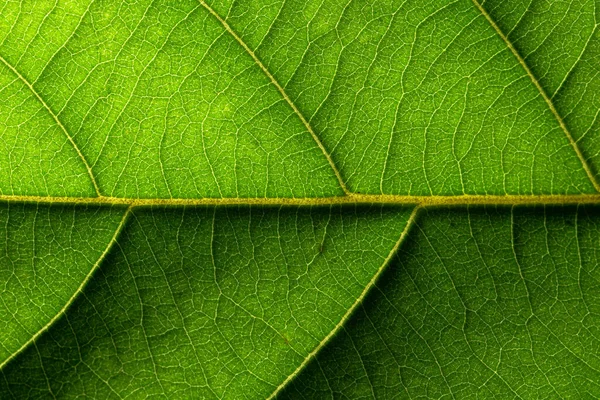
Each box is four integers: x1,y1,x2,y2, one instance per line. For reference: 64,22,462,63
1,194,599,208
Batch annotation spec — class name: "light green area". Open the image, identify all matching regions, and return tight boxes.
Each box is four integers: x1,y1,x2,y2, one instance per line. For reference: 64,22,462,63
0,0,597,197
0,206,412,398
281,206,600,398
484,0,600,185
0,0,599,398
0,62,95,197
0,0,343,198
215,0,597,195
0,203,126,366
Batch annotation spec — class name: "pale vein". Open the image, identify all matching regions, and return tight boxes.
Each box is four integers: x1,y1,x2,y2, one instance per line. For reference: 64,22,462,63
266,207,419,399
0,206,132,371
0,193,599,208
471,0,600,193
0,54,102,196
196,0,351,195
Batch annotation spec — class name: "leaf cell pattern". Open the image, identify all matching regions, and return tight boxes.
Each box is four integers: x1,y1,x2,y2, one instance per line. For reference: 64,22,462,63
0,0,599,398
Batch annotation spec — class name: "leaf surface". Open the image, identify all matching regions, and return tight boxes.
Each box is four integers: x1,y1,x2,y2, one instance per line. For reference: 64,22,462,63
0,204,126,368
1,206,414,398
282,207,600,399
0,0,599,398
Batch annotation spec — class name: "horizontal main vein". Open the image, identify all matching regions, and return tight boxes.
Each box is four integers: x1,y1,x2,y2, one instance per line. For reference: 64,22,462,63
196,0,350,195
470,0,600,193
1,194,600,207
0,54,102,197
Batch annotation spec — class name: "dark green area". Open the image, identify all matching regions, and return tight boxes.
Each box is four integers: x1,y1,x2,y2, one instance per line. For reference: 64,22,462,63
283,207,600,399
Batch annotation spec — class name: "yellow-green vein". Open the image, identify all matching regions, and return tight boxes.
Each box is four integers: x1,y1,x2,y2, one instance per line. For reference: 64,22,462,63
470,0,600,193
196,0,351,195
266,206,420,399
0,54,103,197
0,206,132,371
1,193,600,208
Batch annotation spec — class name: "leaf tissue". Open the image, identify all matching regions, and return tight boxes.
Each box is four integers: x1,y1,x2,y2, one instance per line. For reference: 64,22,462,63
0,0,599,398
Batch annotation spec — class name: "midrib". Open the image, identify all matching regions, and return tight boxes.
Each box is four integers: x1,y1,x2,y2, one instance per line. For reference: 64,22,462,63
1,193,600,208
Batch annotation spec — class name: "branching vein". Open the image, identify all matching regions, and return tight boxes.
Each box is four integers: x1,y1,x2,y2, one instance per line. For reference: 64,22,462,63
266,206,420,399
196,0,351,195
0,206,132,371
470,0,600,193
0,54,102,197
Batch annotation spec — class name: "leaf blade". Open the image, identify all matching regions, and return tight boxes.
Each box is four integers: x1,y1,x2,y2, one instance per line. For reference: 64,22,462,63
0,203,128,368
281,206,600,398
0,205,414,398
1,0,600,398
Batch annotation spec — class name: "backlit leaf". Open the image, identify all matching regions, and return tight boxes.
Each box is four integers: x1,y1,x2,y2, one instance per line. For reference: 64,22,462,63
0,0,598,398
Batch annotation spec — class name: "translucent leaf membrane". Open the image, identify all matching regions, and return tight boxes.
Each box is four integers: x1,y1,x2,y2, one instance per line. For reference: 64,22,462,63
0,203,127,368
0,206,413,399
0,0,597,198
0,64,95,197
483,0,600,187
209,0,597,195
0,0,342,199
281,207,600,398
0,0,599,398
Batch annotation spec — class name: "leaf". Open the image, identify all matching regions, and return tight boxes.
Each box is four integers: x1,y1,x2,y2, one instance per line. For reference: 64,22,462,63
0,0,598,398
0,206,414,398
0,204,127,367
281,206,600,398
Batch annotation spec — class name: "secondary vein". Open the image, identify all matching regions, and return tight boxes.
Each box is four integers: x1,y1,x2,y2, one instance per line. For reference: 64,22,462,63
0,54,103,197
470,0,600,193
266,206,420,399
196,0,351,195
0,205,132,372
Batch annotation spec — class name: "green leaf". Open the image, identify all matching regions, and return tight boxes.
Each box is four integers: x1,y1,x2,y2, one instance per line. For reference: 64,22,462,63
0,0,599,398
0,206,414,398
281,207,600,399
0,204,127,368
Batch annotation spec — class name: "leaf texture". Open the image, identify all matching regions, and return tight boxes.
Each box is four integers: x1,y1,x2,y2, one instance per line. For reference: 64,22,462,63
0,0,599,398
281,207,600,399
0,204,126,368
0,206,413,398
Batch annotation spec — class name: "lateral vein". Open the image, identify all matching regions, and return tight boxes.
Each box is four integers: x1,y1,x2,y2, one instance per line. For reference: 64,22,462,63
470,0,600,193
196,0,351,195
266,206,420,399
0,206,132,372
0,54,102,197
